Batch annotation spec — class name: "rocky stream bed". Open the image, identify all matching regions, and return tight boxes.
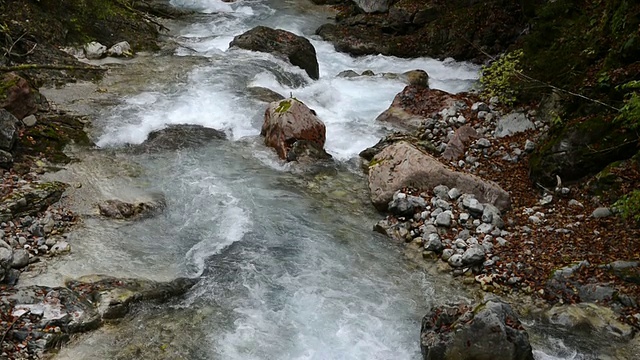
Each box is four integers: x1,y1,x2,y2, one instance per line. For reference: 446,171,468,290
1,1,639,359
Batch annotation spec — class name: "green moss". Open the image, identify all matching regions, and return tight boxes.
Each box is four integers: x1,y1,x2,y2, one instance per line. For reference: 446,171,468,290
275,99,292,113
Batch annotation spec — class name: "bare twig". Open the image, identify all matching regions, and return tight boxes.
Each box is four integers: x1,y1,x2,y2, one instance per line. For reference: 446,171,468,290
0,310,30,345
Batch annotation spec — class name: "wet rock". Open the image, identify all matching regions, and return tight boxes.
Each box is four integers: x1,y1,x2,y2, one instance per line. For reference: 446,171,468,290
337,70,360,78
0,182,68,223
98,197,165,220
84,41,107,59
262,99,326,160
368,142,510,211
546,303,634,340
230,26,319,80
402,69,429,87
66,275,198,320
139,124,226,152
0,109,18,151
246,86,285,103
421,301,534,360
106,41,132,57
286,140,332,163
388,192,426,217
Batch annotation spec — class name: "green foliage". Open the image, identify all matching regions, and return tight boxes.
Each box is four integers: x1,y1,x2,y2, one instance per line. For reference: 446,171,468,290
614,189,640,223
614,92,640,130
479,49,523,106
275,100,292,113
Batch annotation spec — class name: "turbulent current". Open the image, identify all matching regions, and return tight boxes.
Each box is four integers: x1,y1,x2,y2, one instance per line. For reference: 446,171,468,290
29,1,600,359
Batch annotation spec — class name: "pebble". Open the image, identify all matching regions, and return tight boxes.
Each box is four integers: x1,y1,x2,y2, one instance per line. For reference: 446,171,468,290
592,207,613,218
435,212,452,227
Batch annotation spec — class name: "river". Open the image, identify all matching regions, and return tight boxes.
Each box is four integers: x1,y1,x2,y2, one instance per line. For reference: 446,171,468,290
32,0,604,359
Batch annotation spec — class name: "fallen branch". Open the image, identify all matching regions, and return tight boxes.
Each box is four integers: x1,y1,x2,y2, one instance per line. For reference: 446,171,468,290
0,310,30,345
0,64,107,72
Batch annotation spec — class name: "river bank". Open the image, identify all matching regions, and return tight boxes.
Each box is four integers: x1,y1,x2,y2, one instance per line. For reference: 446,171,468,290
0,0,634,357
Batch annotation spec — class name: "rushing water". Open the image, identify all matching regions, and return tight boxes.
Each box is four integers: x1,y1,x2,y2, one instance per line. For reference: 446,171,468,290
31,1,620,359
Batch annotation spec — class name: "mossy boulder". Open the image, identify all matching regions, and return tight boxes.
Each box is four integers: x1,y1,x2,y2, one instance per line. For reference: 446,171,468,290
0,73,47,120
529,115,639,186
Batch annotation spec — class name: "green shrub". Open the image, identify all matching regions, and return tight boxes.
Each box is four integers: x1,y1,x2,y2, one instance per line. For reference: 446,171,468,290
614,91,640,130
479,49,524,106
614,189,640,223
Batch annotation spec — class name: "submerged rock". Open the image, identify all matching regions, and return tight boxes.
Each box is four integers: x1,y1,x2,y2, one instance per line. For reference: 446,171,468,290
421,301,534,360
138,124,226,152
246,86,286,103
98,196,165,219
262,98,326,161
230,26,319,80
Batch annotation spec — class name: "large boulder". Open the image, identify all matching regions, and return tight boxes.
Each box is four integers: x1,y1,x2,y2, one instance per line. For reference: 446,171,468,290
230,26,319,80
421,301,534,360
376,86,467,131
262,99,327,160
368,141,510,211
352,0,395,13
0,72,45,120
529,116,639,186
0,182,68,223
0,109,18,151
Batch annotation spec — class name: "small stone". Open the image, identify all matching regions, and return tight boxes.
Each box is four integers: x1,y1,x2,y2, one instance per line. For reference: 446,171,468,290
539,194,553,205
84,41,107,59
524,140,536,152
447,188,461,200
456,115,467,124
45,238,56,247
592,207,612,218
441,249,454,261
433,185,450,200
435,212,452,227
462,245,485,265
424,233,443,253
529,216,542,224
476,138,491,148
454,239,467,249
496,237,508,246
448,254,464,267
11,249,29,269
22,115,37,127
459,213,470,223
471,102,490,112
464,198,484,217
107,41,132,57
18,236,27,246
476,223,493,234
50,241,70,254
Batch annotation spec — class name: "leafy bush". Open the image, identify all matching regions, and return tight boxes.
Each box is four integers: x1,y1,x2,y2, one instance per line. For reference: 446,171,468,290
479,49,524,106
614,189,640,223
614,91,640,130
